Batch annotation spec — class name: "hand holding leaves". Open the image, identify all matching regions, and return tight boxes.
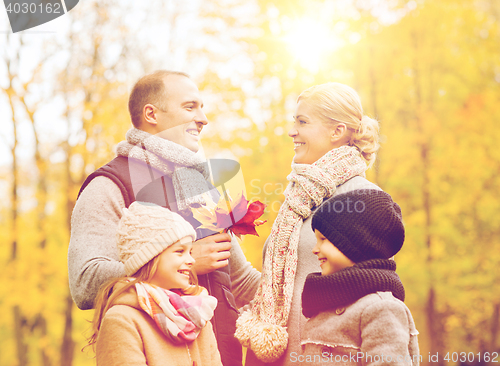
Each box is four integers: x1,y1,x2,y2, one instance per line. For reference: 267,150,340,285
192,192,266,239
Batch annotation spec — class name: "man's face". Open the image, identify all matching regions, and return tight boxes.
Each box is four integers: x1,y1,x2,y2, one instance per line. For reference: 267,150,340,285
155,75,208,152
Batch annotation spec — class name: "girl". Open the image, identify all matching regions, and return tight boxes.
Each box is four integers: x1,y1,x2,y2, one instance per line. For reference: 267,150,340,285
86,201,222,366
300,189,420,365
236,82,382,365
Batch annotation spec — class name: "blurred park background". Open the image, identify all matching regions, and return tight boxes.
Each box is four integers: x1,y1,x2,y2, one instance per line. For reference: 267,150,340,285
1,0,499,365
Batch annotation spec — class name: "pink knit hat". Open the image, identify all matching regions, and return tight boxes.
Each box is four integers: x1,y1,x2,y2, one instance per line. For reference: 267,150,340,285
116,201,197,276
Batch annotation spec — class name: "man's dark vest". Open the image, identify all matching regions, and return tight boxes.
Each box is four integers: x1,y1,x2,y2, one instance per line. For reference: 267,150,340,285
79,155,242,366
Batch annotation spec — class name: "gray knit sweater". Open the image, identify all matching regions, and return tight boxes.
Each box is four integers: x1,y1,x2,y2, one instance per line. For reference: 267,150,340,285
68,175,261,310
245,176,382,366
301,291,419,366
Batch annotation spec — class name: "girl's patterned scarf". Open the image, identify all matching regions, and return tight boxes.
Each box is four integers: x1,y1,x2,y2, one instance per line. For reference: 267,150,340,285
116,128,211,213
135,282,217,343
301,259,405,318
235,145,367,363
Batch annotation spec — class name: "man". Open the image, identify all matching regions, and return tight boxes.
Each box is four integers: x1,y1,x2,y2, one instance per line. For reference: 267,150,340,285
68,70,260,365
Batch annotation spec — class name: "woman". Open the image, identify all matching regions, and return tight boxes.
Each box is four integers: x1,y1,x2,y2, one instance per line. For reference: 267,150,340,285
235,82,382,365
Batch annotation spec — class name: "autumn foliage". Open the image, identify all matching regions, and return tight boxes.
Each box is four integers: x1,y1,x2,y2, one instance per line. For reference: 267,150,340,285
1,0,500,365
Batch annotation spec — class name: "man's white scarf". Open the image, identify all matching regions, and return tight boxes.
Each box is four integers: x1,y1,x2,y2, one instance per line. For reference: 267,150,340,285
115,128,211,213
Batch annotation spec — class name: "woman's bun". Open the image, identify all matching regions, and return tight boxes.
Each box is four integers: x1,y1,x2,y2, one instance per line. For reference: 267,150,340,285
351,115,380,167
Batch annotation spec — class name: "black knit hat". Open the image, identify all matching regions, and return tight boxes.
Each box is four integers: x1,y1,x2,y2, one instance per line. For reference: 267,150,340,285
311,189,404,263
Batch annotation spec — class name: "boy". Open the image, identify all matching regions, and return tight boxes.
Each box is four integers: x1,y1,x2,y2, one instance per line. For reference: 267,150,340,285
300,189,420,366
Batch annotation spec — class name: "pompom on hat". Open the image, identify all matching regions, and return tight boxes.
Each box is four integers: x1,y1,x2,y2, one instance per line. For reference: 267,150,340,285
117,201,197,276
311,189,405,263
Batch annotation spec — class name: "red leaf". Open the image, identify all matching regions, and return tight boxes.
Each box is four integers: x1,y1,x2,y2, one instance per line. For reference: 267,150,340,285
194,195,267,237
227,200,267,238
229,223,259,238
215,193,250,229
215,209,233,229
235,201,266,225
231,193,250,223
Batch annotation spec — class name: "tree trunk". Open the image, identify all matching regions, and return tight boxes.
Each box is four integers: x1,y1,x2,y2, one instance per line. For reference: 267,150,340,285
368,46,381,187
491,303,500,352
421,141,443,364
19,79,53,366
59,294,74,366
6,57,29,366
13,306,28,366
34,138,52,366
8,85,18,263
411,29,445,365
35,315,52,366
60,84,76,366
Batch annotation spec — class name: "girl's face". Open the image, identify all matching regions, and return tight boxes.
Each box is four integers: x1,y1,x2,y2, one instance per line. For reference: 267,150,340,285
312,229,354,276
149,239,195,290
288,100,337,165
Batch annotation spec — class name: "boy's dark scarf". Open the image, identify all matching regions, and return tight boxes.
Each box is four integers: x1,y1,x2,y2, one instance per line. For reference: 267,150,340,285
302,259,405,318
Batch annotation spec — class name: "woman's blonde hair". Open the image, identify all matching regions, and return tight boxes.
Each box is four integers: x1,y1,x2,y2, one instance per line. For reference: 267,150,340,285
85,253,199,353
298,82,380,167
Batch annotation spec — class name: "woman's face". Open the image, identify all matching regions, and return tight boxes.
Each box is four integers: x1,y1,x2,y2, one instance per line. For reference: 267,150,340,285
288,100,337,164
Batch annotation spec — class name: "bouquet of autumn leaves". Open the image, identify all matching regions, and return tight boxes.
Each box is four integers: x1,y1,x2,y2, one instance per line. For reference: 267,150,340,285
192,191,267,238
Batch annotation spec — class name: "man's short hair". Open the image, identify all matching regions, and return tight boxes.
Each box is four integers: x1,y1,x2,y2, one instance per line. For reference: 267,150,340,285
128,70,190,128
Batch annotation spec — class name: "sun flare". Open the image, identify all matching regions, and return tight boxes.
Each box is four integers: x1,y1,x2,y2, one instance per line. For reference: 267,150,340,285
283,18,343,73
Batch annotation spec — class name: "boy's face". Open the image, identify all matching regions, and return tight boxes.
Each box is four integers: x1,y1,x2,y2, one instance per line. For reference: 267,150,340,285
313,229,355,276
